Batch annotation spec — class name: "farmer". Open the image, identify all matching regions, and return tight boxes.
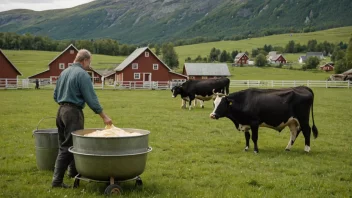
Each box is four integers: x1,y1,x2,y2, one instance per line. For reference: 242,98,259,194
52,49,113,188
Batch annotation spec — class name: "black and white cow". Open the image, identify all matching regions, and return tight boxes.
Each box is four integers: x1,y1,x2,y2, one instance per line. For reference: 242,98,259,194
210,86,318,153
171,78,230,110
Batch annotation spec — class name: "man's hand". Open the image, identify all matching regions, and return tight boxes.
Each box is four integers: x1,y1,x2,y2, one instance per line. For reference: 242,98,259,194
99,112,113,126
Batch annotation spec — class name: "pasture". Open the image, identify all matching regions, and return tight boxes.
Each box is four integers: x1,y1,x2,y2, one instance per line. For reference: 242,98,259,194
175,26,352,66
0,87,351,197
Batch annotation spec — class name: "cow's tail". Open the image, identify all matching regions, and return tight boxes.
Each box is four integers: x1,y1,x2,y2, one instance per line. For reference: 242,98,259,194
225,79,230,95
310,88,318,139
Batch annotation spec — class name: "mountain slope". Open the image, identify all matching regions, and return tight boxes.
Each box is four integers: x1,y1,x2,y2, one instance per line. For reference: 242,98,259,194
0,0,351,44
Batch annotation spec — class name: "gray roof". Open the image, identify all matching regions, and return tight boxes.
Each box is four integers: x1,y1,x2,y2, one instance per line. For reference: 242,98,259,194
184,63,231,76
307,52,323,57
299,56,307,61
268,51,277,57
268,54,283,61
235,53,246,59
115,47,147,71
343,68,352,75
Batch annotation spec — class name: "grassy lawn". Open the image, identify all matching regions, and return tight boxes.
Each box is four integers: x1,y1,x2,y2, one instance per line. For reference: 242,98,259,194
0,87,351,197
175,26,352,66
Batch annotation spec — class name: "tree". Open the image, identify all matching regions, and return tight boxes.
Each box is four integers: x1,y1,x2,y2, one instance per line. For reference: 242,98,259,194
345,36,352,68
255,54,267,67
155,44,161,56
231,50,238,60
334,59,348,74
331,49,345,62
219,50,228,62
304,56,320,69
162,43,179,68
251,48,259,58
285,40,295,53
307,39,318,52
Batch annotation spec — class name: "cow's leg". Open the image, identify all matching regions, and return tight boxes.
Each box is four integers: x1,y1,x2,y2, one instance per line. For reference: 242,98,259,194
301,124,312,152
251,125,259,153
200,100,204,108
181,99,186,109
285,124,299,151
244,131,250,151
188,100,193,110
193,99,196,107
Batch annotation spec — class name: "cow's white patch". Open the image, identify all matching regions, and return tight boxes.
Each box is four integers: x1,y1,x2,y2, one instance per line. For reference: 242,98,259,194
238,124,250,132
285,123,299,150
210,95,224,117
260,117,300,132
182,96,190,101
181,99,186,109
304,145,310,152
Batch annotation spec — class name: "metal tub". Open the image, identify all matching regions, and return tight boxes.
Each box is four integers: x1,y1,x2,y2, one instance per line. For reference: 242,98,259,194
69,146,152,181
33,129,59,171
72,128,150,155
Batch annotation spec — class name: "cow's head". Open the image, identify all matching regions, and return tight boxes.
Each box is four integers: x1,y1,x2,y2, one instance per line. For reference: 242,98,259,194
210,92,232,119
171,85,182,98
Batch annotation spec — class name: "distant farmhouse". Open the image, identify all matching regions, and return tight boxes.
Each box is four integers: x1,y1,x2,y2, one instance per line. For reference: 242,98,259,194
233,53,249,66
267,51,287,64
182,63,231,80
28,44,102,84
298,52,324,64
319,63,334,72
104,47,187,83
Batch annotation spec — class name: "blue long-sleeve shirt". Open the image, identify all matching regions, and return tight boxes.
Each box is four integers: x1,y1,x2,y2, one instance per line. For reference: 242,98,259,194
54,63,103,114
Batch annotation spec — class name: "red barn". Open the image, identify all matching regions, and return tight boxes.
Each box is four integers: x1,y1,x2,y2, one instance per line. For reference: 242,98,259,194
0,49,22,87
110,47,187,84
320,63,334,71
28,44,102,84
234,53,249,65
267,52,287,64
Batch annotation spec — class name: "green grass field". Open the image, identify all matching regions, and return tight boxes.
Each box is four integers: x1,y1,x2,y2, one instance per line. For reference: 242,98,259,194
175,26,352,66
0,87,351,198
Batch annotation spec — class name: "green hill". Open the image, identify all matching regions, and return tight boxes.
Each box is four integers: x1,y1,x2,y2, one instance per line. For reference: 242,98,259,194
175,26,352,66
0,0,351,44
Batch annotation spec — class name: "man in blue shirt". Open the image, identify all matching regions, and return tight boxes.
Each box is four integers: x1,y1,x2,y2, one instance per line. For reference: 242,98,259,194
52,49,113,188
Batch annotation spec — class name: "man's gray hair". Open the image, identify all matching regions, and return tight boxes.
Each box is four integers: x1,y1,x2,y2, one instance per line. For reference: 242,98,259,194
74,49,91,62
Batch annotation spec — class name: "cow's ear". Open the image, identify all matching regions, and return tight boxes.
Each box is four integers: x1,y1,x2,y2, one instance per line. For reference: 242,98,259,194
226,97,234,106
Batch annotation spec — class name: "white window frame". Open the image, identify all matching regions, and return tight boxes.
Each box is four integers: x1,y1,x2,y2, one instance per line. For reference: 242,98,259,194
145,52,149,57
132,63,138,70
153,64,159,70
134,73,141,80
70,50,74,54
59,63,65,70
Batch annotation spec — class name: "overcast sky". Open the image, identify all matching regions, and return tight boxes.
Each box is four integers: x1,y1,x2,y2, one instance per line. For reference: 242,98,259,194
0,0,96,12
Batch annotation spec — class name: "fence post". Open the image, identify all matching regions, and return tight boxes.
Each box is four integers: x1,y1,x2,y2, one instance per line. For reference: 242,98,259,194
247,80,249,88
307,80,310,87
5,79,8,88
348,80,350,89
326,80,328,88
271,80,274,87
294,80,296,87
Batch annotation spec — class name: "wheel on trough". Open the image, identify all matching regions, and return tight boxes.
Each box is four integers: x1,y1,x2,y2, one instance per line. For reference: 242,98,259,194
104,184,123,195
73,178,80,188
135,177,143,188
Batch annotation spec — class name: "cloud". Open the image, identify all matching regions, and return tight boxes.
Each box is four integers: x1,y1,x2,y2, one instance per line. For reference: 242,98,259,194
0,0,95,12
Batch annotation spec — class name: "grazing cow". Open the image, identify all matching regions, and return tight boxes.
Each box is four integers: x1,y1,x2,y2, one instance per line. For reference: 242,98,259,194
171,78,230,110
209,86,318,153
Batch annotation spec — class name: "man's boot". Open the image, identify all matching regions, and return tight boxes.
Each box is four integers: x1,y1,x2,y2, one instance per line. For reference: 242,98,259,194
52,167,71,188
67,161,78,178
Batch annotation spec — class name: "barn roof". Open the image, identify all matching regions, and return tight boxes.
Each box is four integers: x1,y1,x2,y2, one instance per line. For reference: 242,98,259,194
307,52,323,57
268,51,277,57
184,63,231,76
269,54,285,61
48,44,78,65
114,47,172,72
343,68,352,75
235,53,247,59
0,49,22,76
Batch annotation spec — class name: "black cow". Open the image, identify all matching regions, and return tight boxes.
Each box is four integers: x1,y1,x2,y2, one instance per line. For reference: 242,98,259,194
171,78,230,110
210,86,318,153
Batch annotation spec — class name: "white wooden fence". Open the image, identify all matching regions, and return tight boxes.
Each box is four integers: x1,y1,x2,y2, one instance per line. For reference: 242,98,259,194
0,78,350,90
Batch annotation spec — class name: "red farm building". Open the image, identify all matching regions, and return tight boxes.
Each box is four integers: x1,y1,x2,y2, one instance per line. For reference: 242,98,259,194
320,63,334,71
106,47,187,85
0,49,22,87
28,44,102,84
234,53,249,65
